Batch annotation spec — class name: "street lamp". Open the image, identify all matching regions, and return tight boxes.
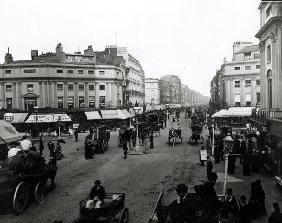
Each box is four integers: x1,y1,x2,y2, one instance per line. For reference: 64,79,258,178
223,132,234,195
211,123,215,156
133,106,142,152
4,112,14,122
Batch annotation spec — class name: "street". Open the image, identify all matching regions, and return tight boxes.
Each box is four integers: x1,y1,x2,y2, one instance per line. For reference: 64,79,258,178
0,114,207,223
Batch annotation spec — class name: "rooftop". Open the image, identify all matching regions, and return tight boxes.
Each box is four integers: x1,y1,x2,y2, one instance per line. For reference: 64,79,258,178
236,45,259,54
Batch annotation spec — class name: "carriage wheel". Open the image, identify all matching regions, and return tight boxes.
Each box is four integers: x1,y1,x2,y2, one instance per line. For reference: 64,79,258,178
119,208,129,223
13,182,29,215
34,182,45,203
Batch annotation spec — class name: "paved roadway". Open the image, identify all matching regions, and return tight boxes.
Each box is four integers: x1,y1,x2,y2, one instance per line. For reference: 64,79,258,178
0,113,208,223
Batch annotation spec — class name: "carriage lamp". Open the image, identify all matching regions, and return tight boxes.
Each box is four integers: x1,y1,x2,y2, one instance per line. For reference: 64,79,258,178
223,133,234,195
4,113,14,122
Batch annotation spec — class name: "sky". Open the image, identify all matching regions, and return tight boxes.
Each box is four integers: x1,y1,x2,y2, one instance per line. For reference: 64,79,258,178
0,0,261,97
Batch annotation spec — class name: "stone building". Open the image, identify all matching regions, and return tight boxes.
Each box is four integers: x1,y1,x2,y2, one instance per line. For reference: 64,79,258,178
0,44,125,111
223,42,261,107
160,75,182,104
210,64,225,111
145,78,160,105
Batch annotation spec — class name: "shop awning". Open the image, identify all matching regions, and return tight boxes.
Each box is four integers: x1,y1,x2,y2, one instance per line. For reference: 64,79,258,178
25,114,72,123
120,109,135,118
212,107,254,118
0,120,25,144
85,111,102,120
4,113,28,123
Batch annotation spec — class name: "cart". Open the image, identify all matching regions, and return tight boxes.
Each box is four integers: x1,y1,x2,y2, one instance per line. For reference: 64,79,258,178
168,128,183,147
0,151,57,215
188,124,203,145
86,125,110,153
74,193,129,223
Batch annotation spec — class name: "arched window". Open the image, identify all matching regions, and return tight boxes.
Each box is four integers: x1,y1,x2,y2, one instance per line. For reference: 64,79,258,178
267,70,272,108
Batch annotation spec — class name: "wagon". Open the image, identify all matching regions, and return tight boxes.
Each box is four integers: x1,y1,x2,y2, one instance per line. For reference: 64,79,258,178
188,124,203,145
86,125,110,153
0,150,57,215
168,128,183,146
74,193,129,223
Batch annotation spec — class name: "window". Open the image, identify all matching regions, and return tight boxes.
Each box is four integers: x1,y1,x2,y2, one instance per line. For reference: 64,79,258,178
27,84,34,92
89,84,94,91
89,96,95,108
99,71,105,75
267,70,272,108
79,97,85,108
256,79,260,85
57,84,63,91
234,94,240,106
67,70,74,74
256,93,260,104
88,70,94,75
4,70,11,74
246,94,251,106
57,69,63,74
267,45,271,62
5,85,12,92
78,70,84,74
99,85,105,91
256,65,260,69
68,96,74,109
235,102,241,107
68,84,73,91
246,102,251,107
244,52,251,60
234,67,240,70
235,81,240,88
254,53,260,59
99,96,106,108
266,5,271,17
79,84,84,91
245,66,251,70
6,98,12,109
57,97,64,108
245,80,251,87
23,69,36,73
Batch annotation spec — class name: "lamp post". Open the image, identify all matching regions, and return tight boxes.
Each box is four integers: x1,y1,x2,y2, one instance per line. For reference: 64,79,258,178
133,107,141,152
212,123,215,156
4,112,14,122
166,109,169,128
223,133,234,195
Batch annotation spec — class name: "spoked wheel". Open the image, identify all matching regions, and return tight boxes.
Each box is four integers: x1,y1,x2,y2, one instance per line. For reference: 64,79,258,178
13,182,29,215
119,208,129,223
34,182,45,203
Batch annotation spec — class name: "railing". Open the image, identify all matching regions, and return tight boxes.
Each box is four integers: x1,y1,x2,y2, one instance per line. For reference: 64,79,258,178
251,108,282,123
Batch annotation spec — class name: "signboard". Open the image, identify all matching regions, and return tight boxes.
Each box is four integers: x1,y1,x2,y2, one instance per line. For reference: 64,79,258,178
73,124,79,129
200,150,207,161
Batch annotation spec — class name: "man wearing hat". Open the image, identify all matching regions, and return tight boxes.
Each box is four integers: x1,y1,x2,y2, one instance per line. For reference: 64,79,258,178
86,180,106,209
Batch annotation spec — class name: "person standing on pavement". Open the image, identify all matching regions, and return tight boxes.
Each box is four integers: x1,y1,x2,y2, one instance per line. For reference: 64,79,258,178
74,129,78,142
206,135,212,156
268,202,282,223
149,131,154,149
122,136,128,159
206,155,213,181
39,136,44,155
238,195,251,223
48,141,55,157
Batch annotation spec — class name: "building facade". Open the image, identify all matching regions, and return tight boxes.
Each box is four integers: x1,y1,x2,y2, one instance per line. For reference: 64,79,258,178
223,42,261,107
210,64,225,112
0,44,125,111
145,78,160,105
160,75,182,104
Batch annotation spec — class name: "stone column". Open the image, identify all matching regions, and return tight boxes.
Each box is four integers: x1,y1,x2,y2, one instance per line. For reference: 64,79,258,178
85,82,89,108
53,81,58,108
251,78,255,107
74,82,78,108
95,83,99,108
64,81,68,108
39,82,43,108
17,82,22,110
12,83,16,109
45,82,49,107
0,83,5,108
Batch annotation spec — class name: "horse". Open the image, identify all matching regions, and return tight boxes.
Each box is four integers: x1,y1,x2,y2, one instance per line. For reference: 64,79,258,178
168,128,182,147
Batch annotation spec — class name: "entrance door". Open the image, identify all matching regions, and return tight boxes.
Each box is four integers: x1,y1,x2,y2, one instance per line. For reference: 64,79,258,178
24,98,37,111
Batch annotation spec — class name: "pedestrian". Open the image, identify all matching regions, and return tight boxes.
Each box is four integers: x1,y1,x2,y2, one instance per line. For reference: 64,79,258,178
30,143,37,152
222,188,240,221
209,171,218,186
249,180,267,219
206,155,213,181
240,139,247,165
74,129,78,142
132,128,136,147
122,137,128,159
48,141,55,157
214,144,221,164
206,135,212,156
84,139,94,159
39,136,44,155
149,131,154,149
268,202,282,223
228,153,236,174
238,195,251,223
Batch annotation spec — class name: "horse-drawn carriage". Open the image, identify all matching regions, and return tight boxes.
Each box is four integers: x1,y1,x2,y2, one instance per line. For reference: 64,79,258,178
0,151,57,215
86,125,110,153
188,124,203,145
168,128,183,146
73,193,129,223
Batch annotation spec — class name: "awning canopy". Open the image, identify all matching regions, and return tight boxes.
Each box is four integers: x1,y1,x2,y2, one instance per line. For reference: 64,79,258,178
25,114,72,123
85,111,102,120
4,113,28,123
100,109,131,120
0,120,25,144
212,107,254,118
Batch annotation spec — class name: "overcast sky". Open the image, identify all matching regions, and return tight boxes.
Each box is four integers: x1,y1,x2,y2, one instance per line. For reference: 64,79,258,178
0,0,261,96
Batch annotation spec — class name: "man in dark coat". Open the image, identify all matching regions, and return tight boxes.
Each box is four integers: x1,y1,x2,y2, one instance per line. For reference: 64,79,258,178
268,202,282,223
238,195,251,223
206,156,213,181
89,180,106,201
48,141,55,157
149,131,154,149
74,130,78,142
39,137,44,155
122,137,128,159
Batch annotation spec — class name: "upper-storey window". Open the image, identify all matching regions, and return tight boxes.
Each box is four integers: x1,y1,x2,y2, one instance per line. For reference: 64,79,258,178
244,52,251,60
5,85,12,92
78,70,84,74
24,69,36,73
256,65,260,69
4,70,11,74
57,69,63,74
245,66,251,70
67,70,74,74
267,45,271,62
27,84,34,92
57,84,64,91
234,67,240,71
254,53,260,59
99,71,105,75
235,81,240,88
88,70,94,75
245,80,251,87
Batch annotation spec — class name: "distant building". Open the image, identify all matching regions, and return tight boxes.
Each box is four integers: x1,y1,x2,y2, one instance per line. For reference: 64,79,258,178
145,78,160,105
0,44,125,110
210,64,225,111
160,75,181,104
223,42,261,107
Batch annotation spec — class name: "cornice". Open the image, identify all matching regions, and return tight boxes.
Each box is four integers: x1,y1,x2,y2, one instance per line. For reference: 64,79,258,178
255,16,282,40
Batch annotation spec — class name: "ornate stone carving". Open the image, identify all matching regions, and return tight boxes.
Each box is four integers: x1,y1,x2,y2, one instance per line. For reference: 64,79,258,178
259,41,265,51
269,28,279,42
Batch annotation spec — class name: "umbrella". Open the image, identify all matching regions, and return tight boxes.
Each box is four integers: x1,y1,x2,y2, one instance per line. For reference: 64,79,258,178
57,139,66,144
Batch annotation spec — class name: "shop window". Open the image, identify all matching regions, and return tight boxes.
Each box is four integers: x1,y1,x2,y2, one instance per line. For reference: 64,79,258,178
246,101,251,107
256,93,260,104
89,96,95,108
235,102,241,107
57,97,64,108
79,97,85,108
